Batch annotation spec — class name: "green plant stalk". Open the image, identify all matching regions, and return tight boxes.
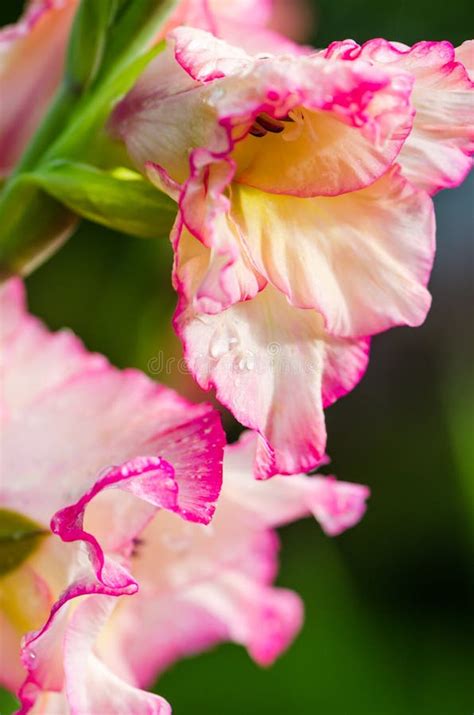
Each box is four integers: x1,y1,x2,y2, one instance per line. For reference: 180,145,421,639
42,41,165,164
0,176,76,278
0,0,178,277
66,0,117,93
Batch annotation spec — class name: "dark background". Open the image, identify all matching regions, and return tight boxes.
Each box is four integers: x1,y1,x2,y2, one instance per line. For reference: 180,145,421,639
1,1,473,713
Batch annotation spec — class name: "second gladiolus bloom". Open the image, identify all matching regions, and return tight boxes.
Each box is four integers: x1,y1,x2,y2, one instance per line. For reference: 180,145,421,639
0,279,368,713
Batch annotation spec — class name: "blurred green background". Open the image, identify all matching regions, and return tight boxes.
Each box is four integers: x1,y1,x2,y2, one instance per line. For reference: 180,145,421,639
1,1,473,713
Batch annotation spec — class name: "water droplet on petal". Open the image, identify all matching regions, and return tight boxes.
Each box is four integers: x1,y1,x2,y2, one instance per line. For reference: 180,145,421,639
209,332,240,359
236,351,255,372
24,649,37,669
210,336,230,359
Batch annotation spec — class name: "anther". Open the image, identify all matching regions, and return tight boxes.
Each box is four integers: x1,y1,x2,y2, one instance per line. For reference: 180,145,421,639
249,112,295,138
255,115,285,133
249,125,268,137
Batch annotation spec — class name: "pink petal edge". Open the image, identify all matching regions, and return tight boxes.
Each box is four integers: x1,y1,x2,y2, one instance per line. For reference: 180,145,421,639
17,456,185,713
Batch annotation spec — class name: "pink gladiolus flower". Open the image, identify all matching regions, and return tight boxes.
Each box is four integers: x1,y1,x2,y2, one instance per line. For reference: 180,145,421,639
110,27,446,476
0,278,225,712
0,279,368,712
98,431,369,682
0,0,78,176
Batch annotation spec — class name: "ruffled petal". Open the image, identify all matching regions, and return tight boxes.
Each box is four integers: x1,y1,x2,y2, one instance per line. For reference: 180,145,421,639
0,539,67,694
63,598,171,715
105,569,303,681
224,431,370,535
91,434,368,686
0,0,78,175
173,26,252,81
232,165,435,337
326,39,474,194
17,454,187,713
2,369,224,525
183,571,303,666
174,254,369,477
0,279,225,526
112,29,416,318
171,28,414,198
1,280,227,709
173,217,265,315
20,597,171,715
120,515,300,673
100,495,303,681
115,64,264,314
113,27,413,199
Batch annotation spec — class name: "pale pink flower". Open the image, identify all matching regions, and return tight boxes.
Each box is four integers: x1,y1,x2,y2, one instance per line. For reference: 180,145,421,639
111,27,440,476
323,39,474,194
181,0,308,54
0,279,368,712
0,278,225,713
0,0,78,176
98,430,369,682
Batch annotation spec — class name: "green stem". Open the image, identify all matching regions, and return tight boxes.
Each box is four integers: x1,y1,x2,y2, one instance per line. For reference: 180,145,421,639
0,0,178,277
0,177,76,278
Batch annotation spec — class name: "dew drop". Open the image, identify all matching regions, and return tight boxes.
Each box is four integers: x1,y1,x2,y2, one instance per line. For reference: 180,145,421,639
209,336,230,359
236,351,255,372
209,333,239,359
25,649,37,669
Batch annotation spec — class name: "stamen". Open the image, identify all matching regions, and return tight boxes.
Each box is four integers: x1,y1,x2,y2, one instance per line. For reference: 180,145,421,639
249,125,268,137
255,115,285,133
248,112,295,138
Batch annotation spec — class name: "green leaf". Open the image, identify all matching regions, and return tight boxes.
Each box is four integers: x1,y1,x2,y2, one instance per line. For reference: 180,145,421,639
66,0,118,92
0,509,48,577
0,177,77,279
47,40,166,166
31,161,177,239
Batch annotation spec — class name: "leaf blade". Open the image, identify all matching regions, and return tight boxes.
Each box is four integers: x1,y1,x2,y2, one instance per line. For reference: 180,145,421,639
30,161,177,239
